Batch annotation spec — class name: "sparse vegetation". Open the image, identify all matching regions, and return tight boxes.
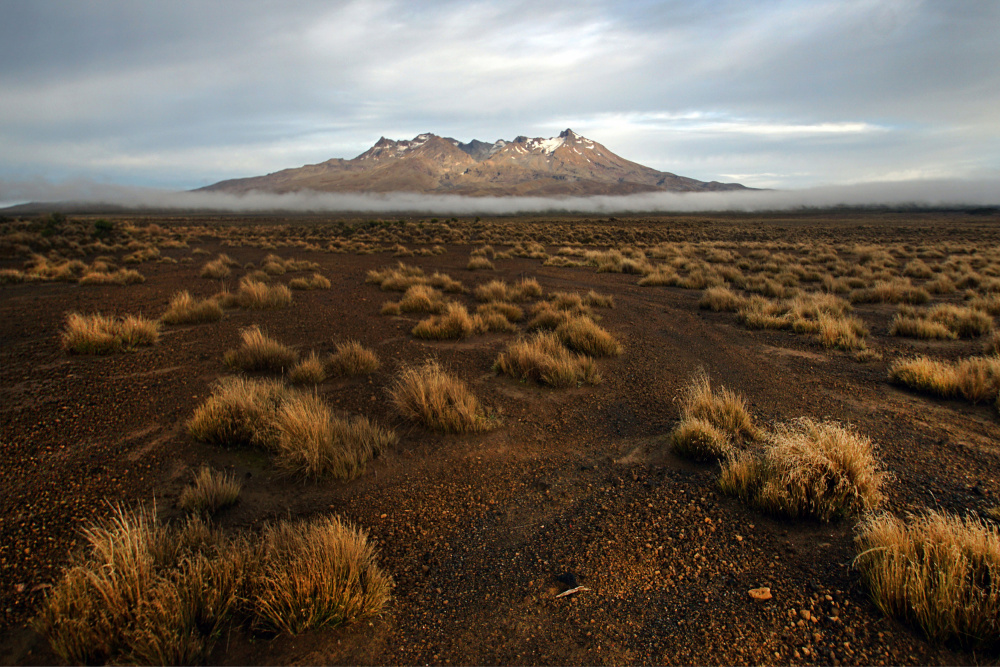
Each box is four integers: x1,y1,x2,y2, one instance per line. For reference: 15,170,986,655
889,355,1000,404
160,291,223,325
412,303,481,339
327,340,380,376
178,466,242,514
494,331,601,387
670,371,756,461
289,273,331,290
288,351,327,385
223,326,298,374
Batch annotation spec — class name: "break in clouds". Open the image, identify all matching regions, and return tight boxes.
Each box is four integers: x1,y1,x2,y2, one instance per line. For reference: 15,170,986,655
2,178,999,215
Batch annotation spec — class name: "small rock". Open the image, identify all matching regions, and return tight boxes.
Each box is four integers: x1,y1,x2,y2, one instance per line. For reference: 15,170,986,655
748,587,772,601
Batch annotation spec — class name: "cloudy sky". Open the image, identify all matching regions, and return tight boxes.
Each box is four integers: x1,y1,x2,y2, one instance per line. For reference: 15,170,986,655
2,0,999,200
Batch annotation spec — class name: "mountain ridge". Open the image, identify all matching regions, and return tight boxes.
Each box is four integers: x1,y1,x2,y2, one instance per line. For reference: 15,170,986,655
199,129,750,196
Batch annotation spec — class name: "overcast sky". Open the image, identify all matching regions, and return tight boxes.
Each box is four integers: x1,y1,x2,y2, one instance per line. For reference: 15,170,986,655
2,0,999,198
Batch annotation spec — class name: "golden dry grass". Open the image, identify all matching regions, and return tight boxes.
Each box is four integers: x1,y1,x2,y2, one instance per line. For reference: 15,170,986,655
288,273,331,290
78,268,145,285
178,466,242,514
855,511,999,647
411,303,481,340
327,340,380,376
200,257,232,279
476,301,524,323
252,515,392,635
390,360,492,433
395,285,449,313
719,418,885,521
273,394,396,478
160,291,223,325
288,352,327,385
466,256,495,271
232,278,293,310
493,331,601,388
188,376,290,448
61,312,160,354
670,417,732,462
223,326,298,374
555,315,622,357
699,286,745,312
889,354,1000,404
678,371,757,444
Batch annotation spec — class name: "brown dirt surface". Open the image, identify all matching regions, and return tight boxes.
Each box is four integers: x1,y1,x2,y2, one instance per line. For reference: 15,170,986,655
1,211,999,665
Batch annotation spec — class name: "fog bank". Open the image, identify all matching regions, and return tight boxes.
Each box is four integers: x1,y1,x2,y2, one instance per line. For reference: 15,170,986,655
2,178,999,215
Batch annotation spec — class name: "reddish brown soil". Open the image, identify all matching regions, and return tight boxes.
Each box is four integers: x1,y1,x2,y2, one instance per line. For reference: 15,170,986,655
1,213,998,665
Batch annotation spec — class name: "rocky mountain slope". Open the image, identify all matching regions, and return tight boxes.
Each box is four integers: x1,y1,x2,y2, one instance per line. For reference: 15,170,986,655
200,129,748,196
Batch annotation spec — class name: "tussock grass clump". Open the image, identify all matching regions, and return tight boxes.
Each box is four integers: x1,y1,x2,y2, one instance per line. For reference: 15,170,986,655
0,268,26,284
526,302,573,330
477,301,524,323
583,290,614,308
327,340,380,376
411,303,481,340
699,286,746,312
253,515,392,635
849,279,931,305
669,371,756,461
390,360,492,432
35,507,390,664
289,273,331,290
78,268,145,285
200,257,232,279
555,315,622,357
178,466,242,514
273,393,397,478
288,352,327,385
855,511,1000,647
160,291,223,325
719,418,885,521
232,278,293,310
396,285,448,313
466,256,495,271
889,354,1000,404
969,293,1000,316
494,331,601,388
986,330,1000,355
188,376,290,448
474,279,516,302
223,326,298,373
817,313,869,351
61,312,160,354
366,263,463,293
895,304,993,339
34,506,248,665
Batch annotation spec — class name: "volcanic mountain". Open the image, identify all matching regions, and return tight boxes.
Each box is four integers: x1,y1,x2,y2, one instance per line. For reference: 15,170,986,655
200,129,749,196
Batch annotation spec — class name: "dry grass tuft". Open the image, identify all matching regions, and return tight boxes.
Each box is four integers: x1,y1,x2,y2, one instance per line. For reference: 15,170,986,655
494,331,601,388
200,257,233,279
719,418,885,521
390,360,493,432
477,301,524,323
583,290,614,308
289,273,331,290
78,268,145,285
327,341,380,376
677,371,757,445
288,352,327,385
223,326,298,374
273,394,396,479
891,304,993,340
253,515,392,635
61,312,160,354
395,285,449,313
411,303,481,340
466,256,495,271
232,278,293,310
178,466,242,514
188,376,290,448
855,511,999,647
889,354,1000,404
670,417,732,462
986,330,1000,355
160,291,223,325
817,313,869,351
699,286,745,312
555,315,622,357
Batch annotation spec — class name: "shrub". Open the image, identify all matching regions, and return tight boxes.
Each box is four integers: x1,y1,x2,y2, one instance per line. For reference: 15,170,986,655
160,291,223,325
252,515,392,635
855,511,999,647
288,352,327,385
327,341,380,376
223,326,298,373
390,360,492,432
61,312,160,354
556,316,622,357
178,467,242,514
719,418,885,521
494,331,601,388
273,393,396,479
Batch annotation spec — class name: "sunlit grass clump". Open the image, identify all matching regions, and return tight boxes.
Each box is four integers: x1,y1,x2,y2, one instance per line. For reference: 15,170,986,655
160,291,223,325
719,418,885,521
669,371,757,461
223,325,298,373
889,354,1000,404
493,331,601,388
855,511,999,648
61,312,160,354
178,466,242,514
390,360,493,433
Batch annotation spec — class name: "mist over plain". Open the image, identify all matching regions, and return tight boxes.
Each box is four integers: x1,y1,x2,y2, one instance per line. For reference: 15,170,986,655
2,178,999,215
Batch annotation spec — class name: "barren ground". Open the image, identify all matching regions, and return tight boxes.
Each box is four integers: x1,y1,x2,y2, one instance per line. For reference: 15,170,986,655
1,211,998,665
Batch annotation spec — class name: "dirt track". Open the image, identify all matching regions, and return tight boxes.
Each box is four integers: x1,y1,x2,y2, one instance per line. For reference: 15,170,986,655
1,213,998,665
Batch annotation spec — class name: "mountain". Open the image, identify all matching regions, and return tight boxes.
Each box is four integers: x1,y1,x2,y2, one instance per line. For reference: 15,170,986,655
199,129,749,196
